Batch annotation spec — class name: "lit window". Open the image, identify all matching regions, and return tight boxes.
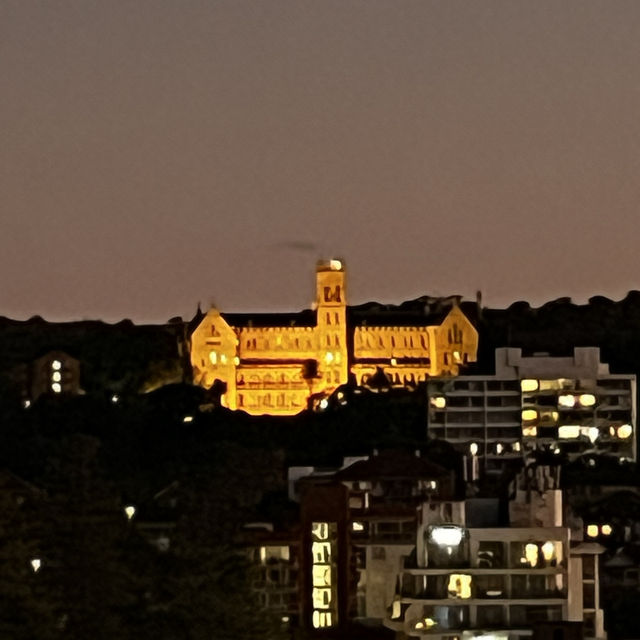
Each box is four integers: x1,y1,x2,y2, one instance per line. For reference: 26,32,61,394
30,558,41,573
415,618,437,630
329,260,342,271
52,371,61,382
447,574,472,599
586,524,598,538
522,409,538,422
522,426,537,437
469,442,479,456
496,443,503,454
453,351,461,363
541,541,555,562
586,427,599,443
312,565,331,587
319,398,329,410
209,352,217,365
233,356,240,365
579,393,597,407
558,394,576,408
431,396,447,409
618,424,633,439
352,521,364,532
220,354,227,364
51,383,62,394
525,543,538,567
521,379,539,392
558,425,580,439
51,360,62,371
312,610,333,628
324,352,334,364
111,394,119,403
513,441,521,452
601,524,612,536
124,505,136,520
183,416,193,423
390,358,397,366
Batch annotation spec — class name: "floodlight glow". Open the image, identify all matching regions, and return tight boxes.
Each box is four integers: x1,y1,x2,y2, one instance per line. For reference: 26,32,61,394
430,526,464,547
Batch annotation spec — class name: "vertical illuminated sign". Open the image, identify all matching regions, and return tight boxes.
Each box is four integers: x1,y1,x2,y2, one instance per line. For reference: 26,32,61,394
311,522,338,628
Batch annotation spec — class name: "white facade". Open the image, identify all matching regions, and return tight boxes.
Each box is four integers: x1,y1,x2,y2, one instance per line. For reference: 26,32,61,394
428,347,636,473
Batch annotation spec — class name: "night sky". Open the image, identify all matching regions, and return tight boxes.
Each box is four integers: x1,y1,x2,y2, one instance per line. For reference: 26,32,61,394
3,1,640,323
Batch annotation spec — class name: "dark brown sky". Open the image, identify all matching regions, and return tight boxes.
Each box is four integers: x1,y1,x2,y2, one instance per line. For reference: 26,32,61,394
3,1,640,322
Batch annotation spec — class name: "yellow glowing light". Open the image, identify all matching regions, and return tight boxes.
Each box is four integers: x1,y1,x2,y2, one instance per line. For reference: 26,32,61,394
390,357,397,366
601,524,612,536
525,543,538,567
586,427,599,443
233,356,240,365
52,371,61,382
51,360,62,371
23,400,31,408
496,443,503,454
448,574,472,599
111,394,119,403
579,393,597,407
522,409,538,422
51,383,62,394
329,260,342,271
513,441,521,452
183,415,193,423
558,394,576,408
541,541,555,562
522,426,537,437
431,396,447,409
469,442,479,456
312,565,331,587
312,610,333,628
618,424,633,439
124,505,136,520
209,351,217,365
30,558,41,573
352,521,364,532
558,425,580,439
453,350,461,363
586,524,598,538
391,600,401,619
324,352,334,364
220,354,227,364
521,379,539,392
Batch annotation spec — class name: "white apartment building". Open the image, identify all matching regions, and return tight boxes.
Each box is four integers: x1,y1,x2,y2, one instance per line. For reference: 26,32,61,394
427,347,636,474
384,466,607,640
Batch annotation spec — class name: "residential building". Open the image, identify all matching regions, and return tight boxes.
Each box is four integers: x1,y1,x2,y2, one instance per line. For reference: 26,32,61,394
427,347,636,474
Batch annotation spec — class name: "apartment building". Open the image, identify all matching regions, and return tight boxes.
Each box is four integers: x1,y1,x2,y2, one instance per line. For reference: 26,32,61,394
427,347,636,474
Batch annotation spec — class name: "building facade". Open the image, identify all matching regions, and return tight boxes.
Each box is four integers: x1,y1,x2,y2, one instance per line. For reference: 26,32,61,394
427,347,636,474
190,261,479,415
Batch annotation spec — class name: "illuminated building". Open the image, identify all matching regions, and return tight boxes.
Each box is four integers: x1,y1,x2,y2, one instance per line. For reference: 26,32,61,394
385,465,607,640
428,347,636,473
190,260,478,415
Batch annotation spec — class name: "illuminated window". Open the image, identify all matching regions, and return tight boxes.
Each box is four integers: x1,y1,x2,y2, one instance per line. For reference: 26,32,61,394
352,521,364,532
220,354,227,364
431,396,446,409
618,424,633,439
447,574,472,599
469,442,479,456
521,379,539,392
586,525,598,538
513,441,521,452
524,543,538,567
541,541,556,562
312,611,333,628
52,371,61,382
209,351,217,365
415,618,437,630
430,526,464,547
522,409,538,422
324,352,334,364
453,351,461,363
601,524,612,536
233,356,240,365
522,426,537,437
558,425,580,439
51,383,62,394
496,443,504,454
579,393,597,407
51,360,62,371
311,522,337,627
558,394,576,408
